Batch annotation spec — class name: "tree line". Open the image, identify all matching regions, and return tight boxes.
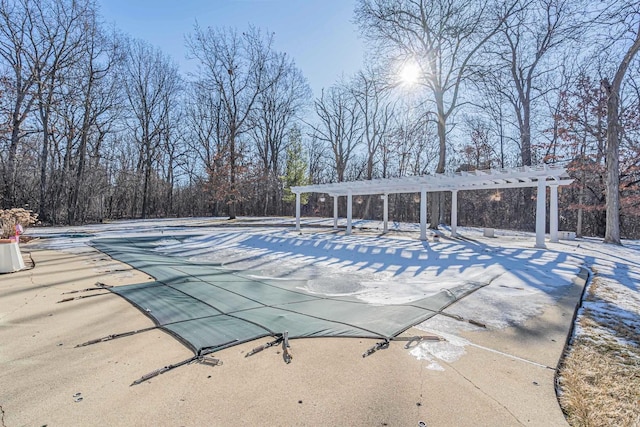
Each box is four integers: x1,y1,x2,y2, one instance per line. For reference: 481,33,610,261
1,0,639,241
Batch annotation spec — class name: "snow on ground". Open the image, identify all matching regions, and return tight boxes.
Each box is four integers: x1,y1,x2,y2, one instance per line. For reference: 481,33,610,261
566,240,640,358
25,217,640,370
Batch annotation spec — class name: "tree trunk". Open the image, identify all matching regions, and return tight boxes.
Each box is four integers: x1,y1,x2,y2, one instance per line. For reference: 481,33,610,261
69,66,96,225
604,84,621,244
4,115,22,208
38,119,49,222
577,175,584,238
167,162,174,217
141,148,152,219
521,97,532,167
603,28,640,244
228,129,237,220
429,107,447,229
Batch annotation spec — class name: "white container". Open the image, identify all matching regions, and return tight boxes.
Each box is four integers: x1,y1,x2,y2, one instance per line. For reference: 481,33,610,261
0,241,25,273
483,228,495,238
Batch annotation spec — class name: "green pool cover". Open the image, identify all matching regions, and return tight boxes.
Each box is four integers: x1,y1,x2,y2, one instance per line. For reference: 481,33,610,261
92,236,485,356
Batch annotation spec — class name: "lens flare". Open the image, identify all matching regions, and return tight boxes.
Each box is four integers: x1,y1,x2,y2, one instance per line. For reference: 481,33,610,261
399,61,420,85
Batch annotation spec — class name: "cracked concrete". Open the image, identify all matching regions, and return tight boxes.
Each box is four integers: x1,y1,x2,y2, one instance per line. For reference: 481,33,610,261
0,242,584,426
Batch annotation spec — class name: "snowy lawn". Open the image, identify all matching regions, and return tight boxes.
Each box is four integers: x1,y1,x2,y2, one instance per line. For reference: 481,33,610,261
554,239,640,426
26,217,640,425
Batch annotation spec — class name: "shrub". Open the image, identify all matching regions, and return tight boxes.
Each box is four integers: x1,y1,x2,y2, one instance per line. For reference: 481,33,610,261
0,208,38,239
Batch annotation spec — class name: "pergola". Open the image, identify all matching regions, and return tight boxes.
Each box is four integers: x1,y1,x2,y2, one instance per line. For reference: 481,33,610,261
291,165,574,248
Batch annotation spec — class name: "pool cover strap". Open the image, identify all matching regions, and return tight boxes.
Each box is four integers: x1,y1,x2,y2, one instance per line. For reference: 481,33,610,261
130,341,231,387
75,326,159,347
245,334,284,358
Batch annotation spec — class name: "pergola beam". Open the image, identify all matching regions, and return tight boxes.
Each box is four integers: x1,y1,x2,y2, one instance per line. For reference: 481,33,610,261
296,178,572,197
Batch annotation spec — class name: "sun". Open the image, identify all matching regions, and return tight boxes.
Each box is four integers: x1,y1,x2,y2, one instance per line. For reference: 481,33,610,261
399,61,421,85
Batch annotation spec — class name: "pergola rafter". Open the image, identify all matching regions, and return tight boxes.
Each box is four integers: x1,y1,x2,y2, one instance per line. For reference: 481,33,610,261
291,165,574,248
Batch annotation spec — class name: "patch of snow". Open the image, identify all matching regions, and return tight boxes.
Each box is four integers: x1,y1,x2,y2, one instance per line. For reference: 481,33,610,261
409,329,471,371
24,217,640,367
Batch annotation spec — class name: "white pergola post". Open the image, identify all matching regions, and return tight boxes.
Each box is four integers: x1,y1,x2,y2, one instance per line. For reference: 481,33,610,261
451,190,458,237
420,188,427,241
550,183,559,243
535,179,547,248
295,192,301,231
346,190,353,235
333,195,338,229
383,193,389,233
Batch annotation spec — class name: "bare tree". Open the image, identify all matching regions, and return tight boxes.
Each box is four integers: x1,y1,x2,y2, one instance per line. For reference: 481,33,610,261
380,98,437,179
459,116,499,170
556,72,607,236
600,2,640,244
32,0,94,220
186,26,284,219
0,0,44,207
350,66,394,181
183,84,223,214
306,133,329,185
65,12,122,224
184,85,223,170
123,38,181,219
248,51,311,215
312,83,362,183
472,78,518,168
355,0,517,227
348,67,396,217
477,0,577,226
491,0,576,167
159,101,184,216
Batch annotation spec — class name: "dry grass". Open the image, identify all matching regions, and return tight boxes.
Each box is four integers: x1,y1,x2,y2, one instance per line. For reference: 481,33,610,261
558,277,640,427
559,338,640,427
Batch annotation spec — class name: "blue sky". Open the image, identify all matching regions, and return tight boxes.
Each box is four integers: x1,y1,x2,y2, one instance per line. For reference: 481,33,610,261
98,0,366,96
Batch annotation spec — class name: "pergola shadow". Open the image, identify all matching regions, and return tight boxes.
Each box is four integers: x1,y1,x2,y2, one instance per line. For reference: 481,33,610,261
91,236,495,357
